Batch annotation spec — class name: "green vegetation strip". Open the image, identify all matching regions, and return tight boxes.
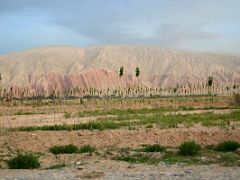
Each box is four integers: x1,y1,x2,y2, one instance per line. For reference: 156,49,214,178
76,106,240,118
14,111,45,116
77,107,171,117
13,110,240,131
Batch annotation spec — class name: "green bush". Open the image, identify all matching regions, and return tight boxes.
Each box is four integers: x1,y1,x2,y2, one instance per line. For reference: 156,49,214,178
8,153,40,169
214,141,240,152
143,144,165,152
50,144,78,154
79,145,95,153
179,141,200,156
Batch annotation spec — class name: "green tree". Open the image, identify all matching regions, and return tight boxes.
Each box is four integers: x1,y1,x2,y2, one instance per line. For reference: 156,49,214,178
207,76,214,101
0,73,2,134
118,66,124,106
119,66,124,77
135,67,140,78
0,73,2,98
135,67,140,97
208,76,213,88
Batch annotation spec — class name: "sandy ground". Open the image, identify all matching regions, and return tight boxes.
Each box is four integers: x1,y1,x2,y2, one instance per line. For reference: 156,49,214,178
0,114,100,128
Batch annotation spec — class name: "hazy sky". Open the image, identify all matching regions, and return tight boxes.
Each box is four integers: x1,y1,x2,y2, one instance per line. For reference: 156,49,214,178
0,0,240,55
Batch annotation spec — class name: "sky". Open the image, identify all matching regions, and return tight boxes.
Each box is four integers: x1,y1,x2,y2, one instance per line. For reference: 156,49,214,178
0,0,240,55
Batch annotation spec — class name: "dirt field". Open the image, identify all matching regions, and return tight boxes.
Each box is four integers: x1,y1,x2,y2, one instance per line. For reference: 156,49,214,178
1,127,239,153
0,96,239,179
0,108,236,128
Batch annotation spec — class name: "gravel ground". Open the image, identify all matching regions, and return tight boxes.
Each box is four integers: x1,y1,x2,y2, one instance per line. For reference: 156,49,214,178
0,163,240,180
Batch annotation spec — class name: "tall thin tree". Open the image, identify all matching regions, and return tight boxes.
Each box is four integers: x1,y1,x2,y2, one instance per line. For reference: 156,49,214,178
0,73,2,100
119,66,124,78
119,66,124,108
135,67,140,96
135,67,140,79
0,73,2,134
135,67,141,109
207,76,214,102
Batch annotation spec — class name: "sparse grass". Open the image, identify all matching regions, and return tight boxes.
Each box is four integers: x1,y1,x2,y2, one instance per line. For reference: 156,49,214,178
162,151,204,165
14,111,44,116
179,106,196,111
214,141,240,152
47,163,66,169
117,147,133,153
218,152,240,166
7,153,40,169
13,109,240,132
142,144,165,152
205,144,215,150
77,105,239,118
178,141,201,156
64,112,72,119
111,144,240,166
79,145,95,153
201,120,227,127
77,107,171,117
50,144,78,154
112,154,160,164
146,124,153,128
177,105,240,111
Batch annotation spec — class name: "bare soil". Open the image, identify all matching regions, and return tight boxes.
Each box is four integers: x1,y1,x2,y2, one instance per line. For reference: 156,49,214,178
1,127,239,153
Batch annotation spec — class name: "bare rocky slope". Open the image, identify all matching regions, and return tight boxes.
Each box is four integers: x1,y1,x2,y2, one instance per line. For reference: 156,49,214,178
0,45,240,94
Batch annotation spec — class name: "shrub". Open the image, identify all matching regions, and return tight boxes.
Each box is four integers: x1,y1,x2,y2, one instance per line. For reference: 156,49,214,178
79,145,95,153
8,153,40,169
179,141,200,156
50,144,78,154
143,144,165,152
214,141,240,152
